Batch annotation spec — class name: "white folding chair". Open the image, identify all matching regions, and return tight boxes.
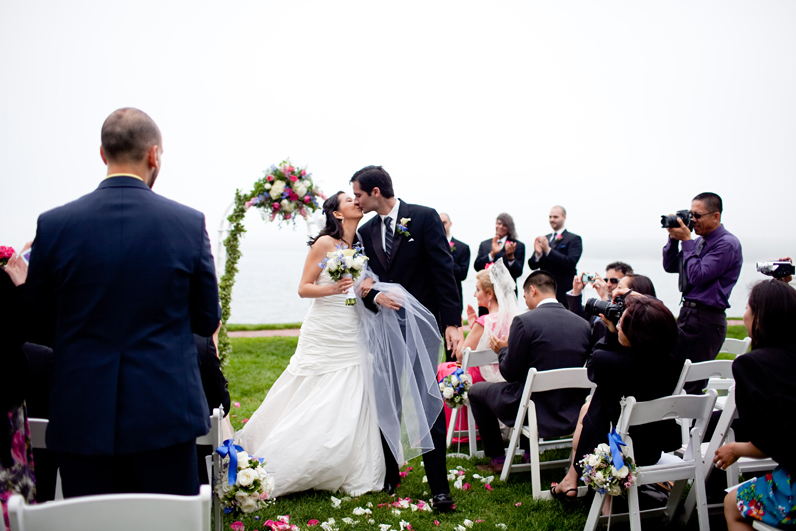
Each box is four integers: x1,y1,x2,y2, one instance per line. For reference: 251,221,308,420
720,337,751,356
584,390,718,531
445,347,498,458
752,521,781,531
672,359,734,450
681,386,778,522
26,418,63,501
499,367,596,500
7,484,211,531
196,407,223,531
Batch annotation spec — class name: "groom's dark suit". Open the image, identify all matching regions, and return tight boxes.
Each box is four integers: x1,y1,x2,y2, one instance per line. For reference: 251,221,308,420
527,229,583,304
25,176,221,495
358,199,461,496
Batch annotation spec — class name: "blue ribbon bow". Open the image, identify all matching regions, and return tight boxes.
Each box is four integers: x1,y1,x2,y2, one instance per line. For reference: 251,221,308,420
216,439,245,485
608,428,628,471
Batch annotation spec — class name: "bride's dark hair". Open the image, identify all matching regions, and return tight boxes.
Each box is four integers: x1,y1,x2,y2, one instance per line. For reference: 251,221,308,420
308,191,357,247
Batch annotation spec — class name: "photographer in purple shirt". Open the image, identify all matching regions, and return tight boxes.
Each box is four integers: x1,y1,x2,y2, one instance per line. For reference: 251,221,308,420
662,192,743,394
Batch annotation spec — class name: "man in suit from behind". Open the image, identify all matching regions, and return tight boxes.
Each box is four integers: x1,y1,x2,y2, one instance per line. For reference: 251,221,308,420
25,108,221,497
468,270,591,473
439,213,470,317
351,165,462,512
528,205,583,305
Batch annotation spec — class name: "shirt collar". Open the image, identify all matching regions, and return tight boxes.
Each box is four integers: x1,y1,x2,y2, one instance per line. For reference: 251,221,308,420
702,223,726,243
536,297,559,307
106,173,145,183
380,199,401,224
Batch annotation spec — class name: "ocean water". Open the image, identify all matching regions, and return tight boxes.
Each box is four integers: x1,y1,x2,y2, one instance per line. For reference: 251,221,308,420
224,235,761,324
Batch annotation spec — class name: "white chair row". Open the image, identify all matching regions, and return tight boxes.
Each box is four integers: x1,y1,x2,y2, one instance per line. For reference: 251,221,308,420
8,408,224,531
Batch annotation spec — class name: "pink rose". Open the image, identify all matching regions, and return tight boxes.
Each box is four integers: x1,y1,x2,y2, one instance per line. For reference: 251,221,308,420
288,166,294,173
298,207,307,219
244,199,255,210
272,203,280,211
307,521,320,527
290,175,299,182
303,195,311,204
266,175,274,182
284,213,291,220
301,170,307,176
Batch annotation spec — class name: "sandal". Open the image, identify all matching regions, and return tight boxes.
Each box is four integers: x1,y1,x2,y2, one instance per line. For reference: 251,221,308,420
550,482,578,504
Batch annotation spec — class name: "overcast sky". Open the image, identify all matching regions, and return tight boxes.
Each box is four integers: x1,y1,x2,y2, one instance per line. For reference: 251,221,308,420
2,0,795,264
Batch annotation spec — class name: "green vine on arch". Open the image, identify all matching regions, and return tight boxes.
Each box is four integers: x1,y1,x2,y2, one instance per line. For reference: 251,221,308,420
216,161,323,364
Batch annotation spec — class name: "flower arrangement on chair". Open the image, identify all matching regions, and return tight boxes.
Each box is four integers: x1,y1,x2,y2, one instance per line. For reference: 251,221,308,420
243,159,325,225
215,440,276,514
578,428,638,496
438,367,473,409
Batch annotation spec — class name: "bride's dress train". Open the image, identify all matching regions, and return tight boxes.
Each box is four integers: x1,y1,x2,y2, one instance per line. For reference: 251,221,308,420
234,269,385,497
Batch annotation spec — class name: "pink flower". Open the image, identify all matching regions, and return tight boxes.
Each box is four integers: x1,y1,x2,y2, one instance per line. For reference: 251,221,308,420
285,213,292,220
289,191,299,201
303,195,311,204
259,492,270,500
231,414,236,418
462,483,471,491
434,521,440,527
230,522,245,531
272,203,281,211
301,170,307,176
234,402,241,408
242,418,249,423
515,502,522,506
458,470,465,476
485,484,493,491
399,471,408,478
307,520,320,527
320,192,327,200
290,175,299,183
288,166,294,173
298,207,307,219
266,175,274,182
244,199,255,210
475,520,484,523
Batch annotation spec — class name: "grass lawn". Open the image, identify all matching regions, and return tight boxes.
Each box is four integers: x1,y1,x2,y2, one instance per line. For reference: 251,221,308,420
221,329,747,530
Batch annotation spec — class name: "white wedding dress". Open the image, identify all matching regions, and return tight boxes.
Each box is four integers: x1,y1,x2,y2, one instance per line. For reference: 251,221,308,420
235,269,385,497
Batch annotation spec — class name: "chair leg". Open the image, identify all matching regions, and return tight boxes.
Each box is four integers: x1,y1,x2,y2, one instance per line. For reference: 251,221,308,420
584,492,606,531
467,406,478,458
500,427,519,483
628,484,642,531
446,408,458,448
692,457,711,531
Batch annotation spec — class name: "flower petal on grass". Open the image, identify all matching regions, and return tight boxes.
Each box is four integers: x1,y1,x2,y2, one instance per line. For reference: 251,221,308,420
234,402,241,408
515,502,522,506
230,522,245,531
307,520,320,526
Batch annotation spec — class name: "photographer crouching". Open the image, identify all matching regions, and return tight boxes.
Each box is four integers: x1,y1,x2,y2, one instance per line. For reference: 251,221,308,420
662,192,742,394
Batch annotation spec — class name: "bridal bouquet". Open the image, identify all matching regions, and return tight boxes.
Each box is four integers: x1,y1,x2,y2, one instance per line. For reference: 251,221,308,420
0,246,14,267
243,159,325,225
578,430,638,496
214,440,276,514
320,244,368,305
438,367,472,409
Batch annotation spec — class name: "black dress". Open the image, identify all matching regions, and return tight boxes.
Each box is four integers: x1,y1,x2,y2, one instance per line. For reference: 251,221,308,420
575,333,684,474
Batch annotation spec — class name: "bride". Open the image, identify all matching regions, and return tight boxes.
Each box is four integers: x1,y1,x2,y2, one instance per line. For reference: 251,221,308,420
235,191,443,498
235,191,385,497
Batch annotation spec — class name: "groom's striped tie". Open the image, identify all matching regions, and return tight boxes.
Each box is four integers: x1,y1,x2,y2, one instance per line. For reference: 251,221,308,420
384,216,394,259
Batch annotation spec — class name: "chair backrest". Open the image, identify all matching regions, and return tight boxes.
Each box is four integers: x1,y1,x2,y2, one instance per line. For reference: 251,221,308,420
720,337,751,356
195,407,223,446
672,359,734,395
27,418,48,449
618,390,718,444
525,367,597,394
7,484,211,531
461,347,499,371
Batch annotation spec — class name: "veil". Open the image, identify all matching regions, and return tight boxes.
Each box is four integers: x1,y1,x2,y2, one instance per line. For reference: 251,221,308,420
475,258,521,352
354,272,444,465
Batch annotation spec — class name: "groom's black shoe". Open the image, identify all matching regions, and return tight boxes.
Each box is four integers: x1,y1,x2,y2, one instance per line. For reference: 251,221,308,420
430,493,454,512
382,483,397,495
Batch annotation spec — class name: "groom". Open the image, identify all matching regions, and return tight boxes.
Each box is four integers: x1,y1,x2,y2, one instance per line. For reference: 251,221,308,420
351,165,463,512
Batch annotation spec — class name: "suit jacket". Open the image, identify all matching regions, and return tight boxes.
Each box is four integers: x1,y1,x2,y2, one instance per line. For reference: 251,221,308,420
482,302,591,438
25,176,221,456
449,237,470,313
473,238,525,282
527,229,583,304
359,200,462,332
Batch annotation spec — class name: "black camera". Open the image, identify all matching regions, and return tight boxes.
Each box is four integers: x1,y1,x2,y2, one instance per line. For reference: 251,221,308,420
757,260,795,279
660,210,694,230
584,293,628,325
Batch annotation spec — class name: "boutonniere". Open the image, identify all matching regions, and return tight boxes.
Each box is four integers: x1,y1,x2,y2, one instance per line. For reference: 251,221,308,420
397,217,411,238
449,241,457,253
555,234,563,242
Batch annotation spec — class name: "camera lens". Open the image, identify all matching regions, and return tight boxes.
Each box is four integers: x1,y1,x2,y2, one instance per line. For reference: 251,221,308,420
585,298,611,317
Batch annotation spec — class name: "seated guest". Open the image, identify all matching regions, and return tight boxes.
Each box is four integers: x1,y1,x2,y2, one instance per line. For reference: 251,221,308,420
437,260,520,438
567,261,634,319
551,291,684,502
1,255,35,527
714,280,796,531
468,270,591,473
473,213,525,315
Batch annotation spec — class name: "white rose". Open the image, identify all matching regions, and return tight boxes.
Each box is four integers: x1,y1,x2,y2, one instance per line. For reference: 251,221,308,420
237,467,257,487
597,443,611,455
608,485,622,497
588,454,601,467
264,182,272,190
281,199,294,212
236,451,250,469
352,256,365,269
594,471,605,486
450,375,460,386
443,387,454,399
240,494,260,513
263,474,276,493
461,391,468,401
439,382,446,392
327,259,339,271
344,256,353,268
295,184,308,197
269,180,286,199
613,465,629,478
235,490,249,504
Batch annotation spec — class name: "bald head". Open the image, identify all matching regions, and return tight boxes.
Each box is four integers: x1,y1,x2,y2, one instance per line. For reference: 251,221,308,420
101,108,161,164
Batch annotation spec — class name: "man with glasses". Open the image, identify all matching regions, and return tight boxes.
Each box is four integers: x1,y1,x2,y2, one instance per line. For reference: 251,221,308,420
663,192,742,393
566,262,633,348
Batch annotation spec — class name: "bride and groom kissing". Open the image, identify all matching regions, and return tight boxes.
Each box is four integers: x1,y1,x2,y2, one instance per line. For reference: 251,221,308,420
235,165,463,511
